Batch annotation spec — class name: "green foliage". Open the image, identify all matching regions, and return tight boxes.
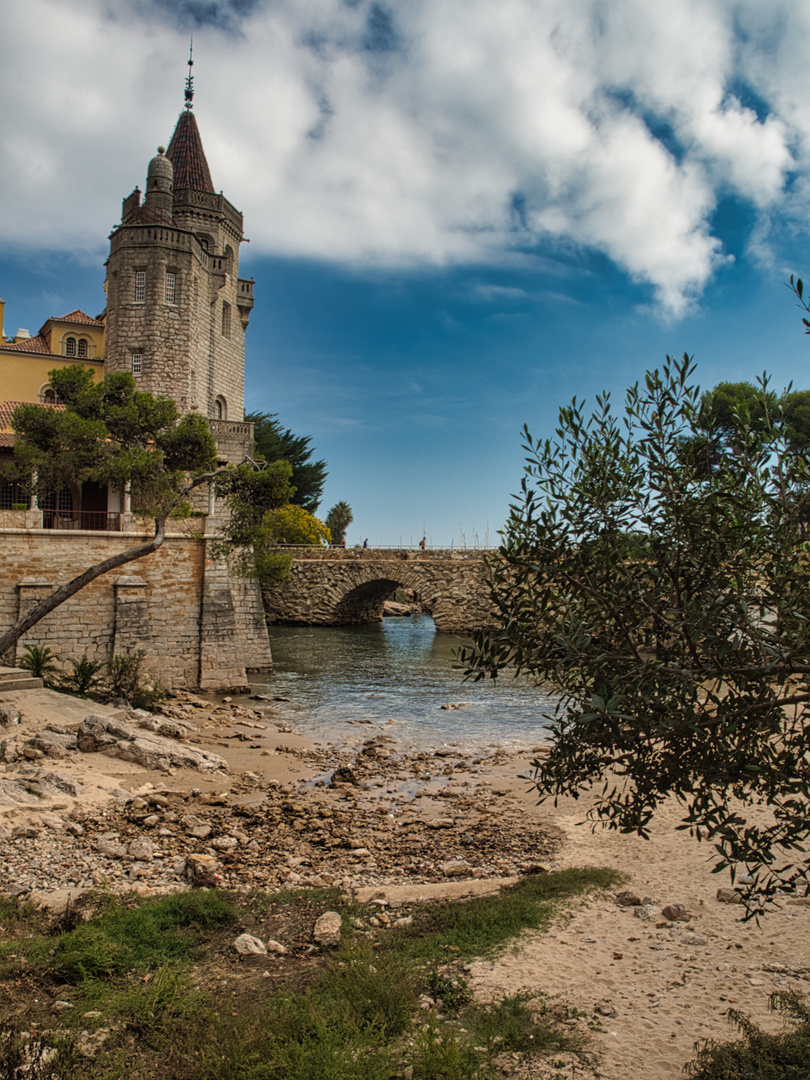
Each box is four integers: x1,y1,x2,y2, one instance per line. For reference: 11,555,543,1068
388,868,621,961
63,654,104,695
49,890,239,983
18,644,60,680
212,461,296,586
427,970,474,1012
261,504,331,546
325,500,353,545
103,650,165,709
0,872,615,1080
11,368,218,516
105,649,146,701
247,411,328,513
685,991,810,1079
460,353,810,913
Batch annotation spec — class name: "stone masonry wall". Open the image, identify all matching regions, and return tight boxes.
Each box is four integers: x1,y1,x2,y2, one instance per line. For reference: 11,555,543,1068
0,529,272,690
261,549,496,633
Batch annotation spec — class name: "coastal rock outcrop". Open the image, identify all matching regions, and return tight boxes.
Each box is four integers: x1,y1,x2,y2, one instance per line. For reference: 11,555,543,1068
77,714,227,773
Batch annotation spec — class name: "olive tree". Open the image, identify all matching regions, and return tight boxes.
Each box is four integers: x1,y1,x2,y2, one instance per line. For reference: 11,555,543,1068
459,353,810,913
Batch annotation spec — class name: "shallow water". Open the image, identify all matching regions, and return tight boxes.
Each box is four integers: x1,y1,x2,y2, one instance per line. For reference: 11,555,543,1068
251,615,559,750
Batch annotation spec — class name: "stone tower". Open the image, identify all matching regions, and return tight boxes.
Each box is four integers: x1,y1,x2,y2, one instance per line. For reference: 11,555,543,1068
103,77,255,459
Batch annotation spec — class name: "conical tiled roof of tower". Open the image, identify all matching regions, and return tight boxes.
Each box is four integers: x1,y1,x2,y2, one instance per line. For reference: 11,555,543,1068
166,109,215,193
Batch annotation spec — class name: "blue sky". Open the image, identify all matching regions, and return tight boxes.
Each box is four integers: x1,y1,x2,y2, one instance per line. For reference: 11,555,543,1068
3,0,810,547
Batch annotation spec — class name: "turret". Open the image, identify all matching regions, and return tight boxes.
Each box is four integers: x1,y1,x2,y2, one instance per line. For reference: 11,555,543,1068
142,147,174,221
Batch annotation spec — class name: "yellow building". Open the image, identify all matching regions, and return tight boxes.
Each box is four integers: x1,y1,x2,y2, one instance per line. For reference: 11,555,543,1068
0,298,104,406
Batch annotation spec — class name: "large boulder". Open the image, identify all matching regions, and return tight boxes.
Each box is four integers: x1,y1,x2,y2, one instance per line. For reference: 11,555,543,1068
77,714,227,773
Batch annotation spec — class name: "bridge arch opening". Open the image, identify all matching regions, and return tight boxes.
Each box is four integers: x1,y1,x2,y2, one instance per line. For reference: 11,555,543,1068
333,577,433,626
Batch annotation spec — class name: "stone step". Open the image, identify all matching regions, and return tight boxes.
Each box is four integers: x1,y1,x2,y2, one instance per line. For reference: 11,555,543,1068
0,666,44,691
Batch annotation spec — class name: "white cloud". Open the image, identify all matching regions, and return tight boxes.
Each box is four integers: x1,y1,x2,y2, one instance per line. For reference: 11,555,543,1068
0,0,804,314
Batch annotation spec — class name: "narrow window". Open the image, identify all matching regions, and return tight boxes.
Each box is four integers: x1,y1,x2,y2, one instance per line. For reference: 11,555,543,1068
43,387,58,405
65,337,76,357
134,271,146,303
132,353,143,376
77,339,88,358
214,397,227,420
221,301,231,338
165,271,176,304
189,370,197,404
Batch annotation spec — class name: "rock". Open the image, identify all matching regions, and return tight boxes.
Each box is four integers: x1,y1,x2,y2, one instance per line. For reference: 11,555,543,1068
661,903,692,922
77,714,227,773
183,853,222,887
440,859,472,877
682,932,709,945
28,728,77,758
633,904,659,921
128,838,155,861
233,933,267,955
426,817,455,829
0,737,20,762
383,600,413,616
212,837,238,851
716,888,739,904
189,825,213,840
616,890,643,906
266,939,288,955
96,840,127,858
0,705,21,727
330,767,358,786
313,911,342,947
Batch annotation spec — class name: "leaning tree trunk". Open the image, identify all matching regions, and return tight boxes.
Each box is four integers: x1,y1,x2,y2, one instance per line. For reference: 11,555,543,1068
0,466,230,665
0,517,169,662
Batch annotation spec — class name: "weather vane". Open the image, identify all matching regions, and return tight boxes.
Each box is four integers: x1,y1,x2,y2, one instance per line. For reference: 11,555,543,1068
184,37,194,109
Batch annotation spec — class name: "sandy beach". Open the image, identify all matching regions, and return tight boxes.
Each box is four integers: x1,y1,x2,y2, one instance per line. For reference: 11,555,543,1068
1,684,808,1079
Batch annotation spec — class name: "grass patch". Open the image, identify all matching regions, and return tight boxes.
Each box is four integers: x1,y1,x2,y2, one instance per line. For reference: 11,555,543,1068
49,889,239,982
0,869,620,1080
387,867,622,961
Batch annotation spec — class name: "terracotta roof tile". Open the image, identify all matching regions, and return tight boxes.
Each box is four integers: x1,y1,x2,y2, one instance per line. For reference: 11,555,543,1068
55,310,104,327
2,334,50,353
0,400,64,433
166,110,215,193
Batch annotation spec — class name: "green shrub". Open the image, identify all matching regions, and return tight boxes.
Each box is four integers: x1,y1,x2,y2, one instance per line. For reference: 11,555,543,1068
18,643,61,680
63,654,104,695
685,991,810,1079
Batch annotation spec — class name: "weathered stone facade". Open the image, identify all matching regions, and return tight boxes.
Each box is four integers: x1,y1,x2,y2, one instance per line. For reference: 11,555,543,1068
261,548,496,633
0,526,272,690
103,112,254,464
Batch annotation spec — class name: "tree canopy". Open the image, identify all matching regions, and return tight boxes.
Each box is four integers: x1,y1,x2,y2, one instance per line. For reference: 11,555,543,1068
246,411,327,513
0,368,268,658
460,353,810,913
325,501,353,545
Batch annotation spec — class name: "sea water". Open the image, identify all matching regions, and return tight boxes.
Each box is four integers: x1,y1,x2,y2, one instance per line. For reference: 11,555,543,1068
249,615,558,751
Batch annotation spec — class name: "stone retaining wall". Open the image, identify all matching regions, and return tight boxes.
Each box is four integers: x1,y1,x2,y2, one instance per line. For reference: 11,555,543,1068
0,528,272,690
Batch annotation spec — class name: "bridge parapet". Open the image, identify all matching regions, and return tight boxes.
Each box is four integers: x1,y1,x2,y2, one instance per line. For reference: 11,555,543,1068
270,546,493,562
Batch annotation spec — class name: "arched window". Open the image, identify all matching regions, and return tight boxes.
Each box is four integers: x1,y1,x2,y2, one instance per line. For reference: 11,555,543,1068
77,338,88,358
40,385,60,405
65,337,76,357
214,397,227,421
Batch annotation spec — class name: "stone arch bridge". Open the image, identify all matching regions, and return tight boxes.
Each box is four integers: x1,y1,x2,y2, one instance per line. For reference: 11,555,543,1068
261,548,496,634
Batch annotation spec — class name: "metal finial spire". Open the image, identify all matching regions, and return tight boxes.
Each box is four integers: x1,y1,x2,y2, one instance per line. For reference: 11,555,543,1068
184,37,194,109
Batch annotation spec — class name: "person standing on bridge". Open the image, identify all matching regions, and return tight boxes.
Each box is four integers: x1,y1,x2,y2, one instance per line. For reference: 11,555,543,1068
419,536,426,550
363,538,369,548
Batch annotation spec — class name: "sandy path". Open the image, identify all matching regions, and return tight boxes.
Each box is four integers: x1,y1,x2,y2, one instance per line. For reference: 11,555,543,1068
469,783,810,1079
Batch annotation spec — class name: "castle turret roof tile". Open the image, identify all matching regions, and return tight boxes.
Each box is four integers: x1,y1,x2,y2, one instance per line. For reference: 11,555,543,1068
166,109,214,193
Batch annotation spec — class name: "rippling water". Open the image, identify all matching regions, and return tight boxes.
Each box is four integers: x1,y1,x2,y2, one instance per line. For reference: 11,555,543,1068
250,615,559,750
